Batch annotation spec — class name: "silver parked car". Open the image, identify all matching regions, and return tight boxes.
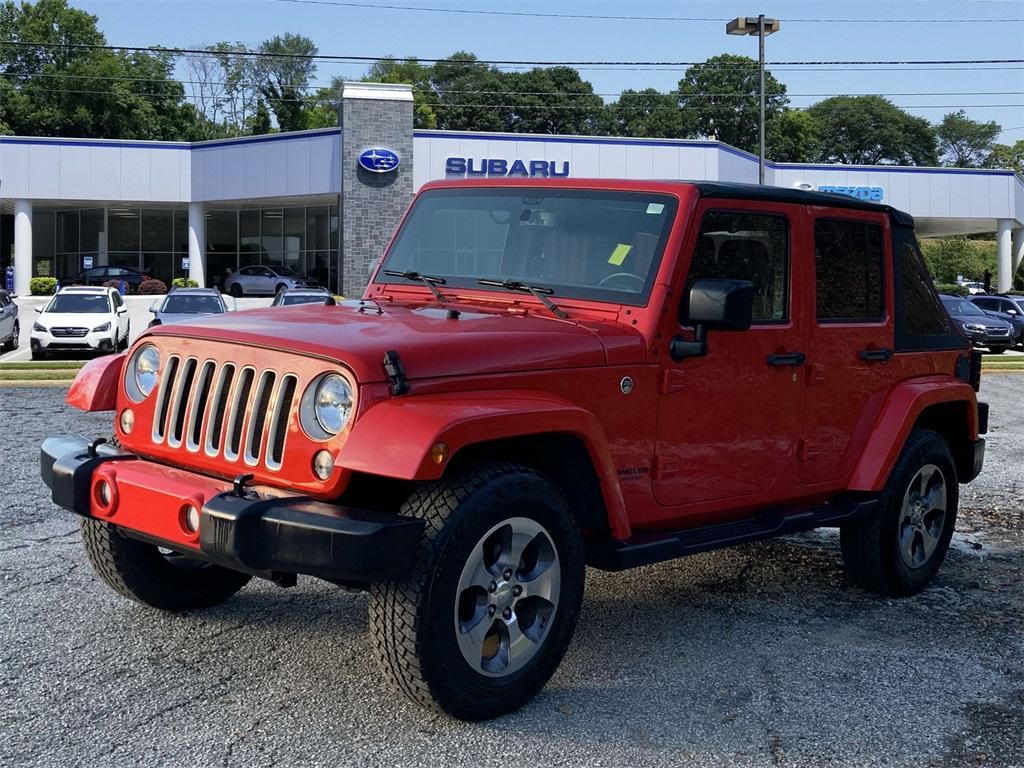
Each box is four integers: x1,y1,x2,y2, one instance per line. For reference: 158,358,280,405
270,287,335,307
223,266,319,297
149,288,229,327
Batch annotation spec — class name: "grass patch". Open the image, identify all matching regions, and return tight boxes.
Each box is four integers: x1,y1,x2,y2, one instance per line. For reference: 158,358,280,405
0,370,77,381
0,361,85,370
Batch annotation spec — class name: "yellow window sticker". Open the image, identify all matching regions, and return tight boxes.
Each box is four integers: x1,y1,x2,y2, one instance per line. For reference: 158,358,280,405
608,243,632,266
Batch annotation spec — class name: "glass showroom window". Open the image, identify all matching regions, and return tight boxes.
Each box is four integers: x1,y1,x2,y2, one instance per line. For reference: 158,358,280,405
206,210,239,291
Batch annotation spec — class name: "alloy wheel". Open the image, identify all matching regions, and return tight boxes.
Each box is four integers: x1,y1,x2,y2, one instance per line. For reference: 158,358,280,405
897,463,947,569
454,517,561,677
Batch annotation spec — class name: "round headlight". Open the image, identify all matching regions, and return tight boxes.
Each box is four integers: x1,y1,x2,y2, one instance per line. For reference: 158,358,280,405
314,374,353,434
133,345,160,399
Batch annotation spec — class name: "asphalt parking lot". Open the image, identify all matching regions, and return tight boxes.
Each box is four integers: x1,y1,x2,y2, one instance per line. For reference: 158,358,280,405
0,378,1021,768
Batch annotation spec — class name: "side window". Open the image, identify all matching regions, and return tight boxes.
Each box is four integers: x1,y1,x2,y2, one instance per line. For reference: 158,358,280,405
974,298,994,310
815,219,884,322
898,244,948,335
685,210,789,323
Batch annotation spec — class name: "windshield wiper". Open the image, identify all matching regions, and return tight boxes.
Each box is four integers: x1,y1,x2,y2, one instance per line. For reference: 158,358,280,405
476,278,568,320
384,269,448,303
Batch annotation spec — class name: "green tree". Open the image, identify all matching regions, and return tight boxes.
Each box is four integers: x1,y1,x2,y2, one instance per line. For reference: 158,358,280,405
809,96,938,166
364,57,438,128
248,99,272,135
503,67,606,135
936,110,1000,167
919,236,996,283
255,33,317,132
430,52,509,132
676,54,788,153
0,0,200,140
984,140,1024,176
767,109,821,162
609,88,687,138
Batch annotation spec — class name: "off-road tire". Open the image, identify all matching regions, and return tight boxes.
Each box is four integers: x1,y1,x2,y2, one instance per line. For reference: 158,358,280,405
368,463,585,720
81,518,251,611
840,428,958,597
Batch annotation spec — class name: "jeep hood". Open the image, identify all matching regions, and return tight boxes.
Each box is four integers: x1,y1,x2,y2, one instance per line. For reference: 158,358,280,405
146,301,645,383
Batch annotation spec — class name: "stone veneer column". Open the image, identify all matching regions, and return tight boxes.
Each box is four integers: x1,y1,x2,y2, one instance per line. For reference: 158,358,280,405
340,82,414,298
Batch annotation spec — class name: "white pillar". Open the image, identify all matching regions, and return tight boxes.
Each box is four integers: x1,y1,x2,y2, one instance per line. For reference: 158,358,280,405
13,200,32,296
996,219,1013,293
187,203,205,288
1012,228,1024,279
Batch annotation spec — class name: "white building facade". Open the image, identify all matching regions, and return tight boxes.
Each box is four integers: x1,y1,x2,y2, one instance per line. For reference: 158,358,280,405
2,83,1022,296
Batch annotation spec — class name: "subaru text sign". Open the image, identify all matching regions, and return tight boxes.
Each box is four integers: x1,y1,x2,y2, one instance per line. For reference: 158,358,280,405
446,158,570,178
358,147,400,173
818,185,884,202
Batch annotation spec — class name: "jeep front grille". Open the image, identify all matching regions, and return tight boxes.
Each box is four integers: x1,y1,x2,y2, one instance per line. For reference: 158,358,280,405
151,355,297,471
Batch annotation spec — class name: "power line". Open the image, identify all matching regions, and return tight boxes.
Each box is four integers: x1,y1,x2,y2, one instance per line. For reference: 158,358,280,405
2,40,1021,68
271,0,1023,23
9,84,1021,113
4,71,1023,100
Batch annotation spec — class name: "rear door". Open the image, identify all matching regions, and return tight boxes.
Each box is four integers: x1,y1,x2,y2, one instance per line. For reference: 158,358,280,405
653,201,809,513
799,209,897,486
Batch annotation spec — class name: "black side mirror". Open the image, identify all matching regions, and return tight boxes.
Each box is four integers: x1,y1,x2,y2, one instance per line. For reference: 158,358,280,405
670,278,754,361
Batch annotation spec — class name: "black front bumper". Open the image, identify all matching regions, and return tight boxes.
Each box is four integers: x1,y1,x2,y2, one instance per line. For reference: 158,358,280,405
40,435,424,583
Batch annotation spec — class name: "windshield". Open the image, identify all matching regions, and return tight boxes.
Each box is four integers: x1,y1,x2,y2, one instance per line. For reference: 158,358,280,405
46,294,111,314
942,298,984,316
280,294,327,306
379,188,678,305
161,294,224,314
273,266,300,277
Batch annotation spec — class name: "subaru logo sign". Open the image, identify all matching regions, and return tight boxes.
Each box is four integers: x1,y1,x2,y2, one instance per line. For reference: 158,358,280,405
358,147,400,173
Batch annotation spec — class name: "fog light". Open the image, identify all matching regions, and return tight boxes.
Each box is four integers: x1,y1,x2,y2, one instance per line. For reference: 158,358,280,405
313,450,335,480
430,442,449,465
97,480,112,507
119,408,135,434
182,504,200,534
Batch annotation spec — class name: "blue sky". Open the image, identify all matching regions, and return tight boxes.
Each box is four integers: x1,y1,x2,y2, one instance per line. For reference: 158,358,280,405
73,0,1024,141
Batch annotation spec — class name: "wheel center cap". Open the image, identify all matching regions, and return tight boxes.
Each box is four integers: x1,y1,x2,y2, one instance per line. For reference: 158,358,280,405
493,582,514,610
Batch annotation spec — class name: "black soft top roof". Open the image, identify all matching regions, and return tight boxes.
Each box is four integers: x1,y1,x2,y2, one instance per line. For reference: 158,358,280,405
694,181,915,228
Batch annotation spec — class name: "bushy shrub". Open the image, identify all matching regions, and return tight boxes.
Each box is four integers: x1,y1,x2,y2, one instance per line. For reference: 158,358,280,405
171,278,199,289
137,278,168,295
934,283,970,297
29,277,57,295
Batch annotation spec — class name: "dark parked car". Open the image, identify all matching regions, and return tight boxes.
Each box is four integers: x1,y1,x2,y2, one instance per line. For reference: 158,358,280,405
270,287,335,307
940,294,1014,353
968,294,1024,347
69,266,150,289
148,288,229,328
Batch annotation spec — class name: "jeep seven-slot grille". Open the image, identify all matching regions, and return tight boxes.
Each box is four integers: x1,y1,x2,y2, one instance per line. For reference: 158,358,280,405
151,355,297,471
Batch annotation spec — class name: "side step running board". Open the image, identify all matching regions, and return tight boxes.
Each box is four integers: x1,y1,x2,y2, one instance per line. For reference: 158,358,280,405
586,496,878,571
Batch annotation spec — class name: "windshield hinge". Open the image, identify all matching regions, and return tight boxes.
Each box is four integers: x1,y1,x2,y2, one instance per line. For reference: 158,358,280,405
383,350,410,396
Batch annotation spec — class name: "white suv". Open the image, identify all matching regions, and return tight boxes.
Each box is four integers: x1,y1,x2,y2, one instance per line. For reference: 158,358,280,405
30,286,130,360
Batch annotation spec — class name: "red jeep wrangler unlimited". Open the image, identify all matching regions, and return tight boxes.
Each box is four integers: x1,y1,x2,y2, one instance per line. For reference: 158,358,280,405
42,180,987,720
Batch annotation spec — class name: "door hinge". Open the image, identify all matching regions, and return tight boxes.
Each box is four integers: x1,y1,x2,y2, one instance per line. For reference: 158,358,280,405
806,363,826,386
660,369,687,395
798,439,820,461
652,454,680,479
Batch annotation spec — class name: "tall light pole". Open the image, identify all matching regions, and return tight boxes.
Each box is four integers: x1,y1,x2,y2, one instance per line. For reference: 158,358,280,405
726,15,780,184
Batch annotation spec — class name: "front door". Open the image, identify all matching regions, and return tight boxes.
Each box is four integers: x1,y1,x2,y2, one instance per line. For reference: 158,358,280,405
798,209,896,486
653,202,809,514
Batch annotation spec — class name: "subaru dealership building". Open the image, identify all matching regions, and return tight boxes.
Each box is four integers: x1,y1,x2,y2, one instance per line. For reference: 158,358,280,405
2,82,1023,297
